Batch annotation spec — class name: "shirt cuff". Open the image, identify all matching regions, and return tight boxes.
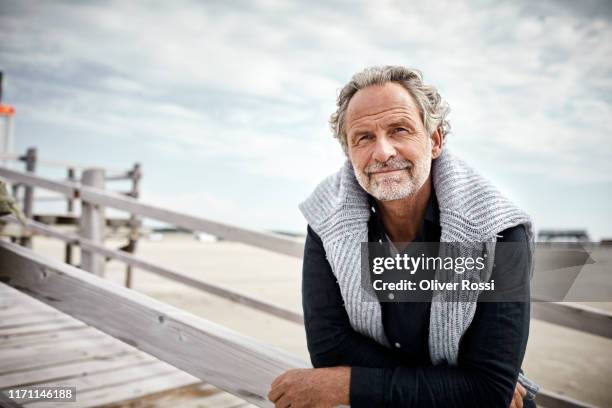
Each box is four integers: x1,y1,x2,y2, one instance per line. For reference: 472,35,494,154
350,367,386,408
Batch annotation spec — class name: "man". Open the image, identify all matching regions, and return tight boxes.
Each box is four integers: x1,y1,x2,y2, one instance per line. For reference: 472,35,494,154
268,66,538,407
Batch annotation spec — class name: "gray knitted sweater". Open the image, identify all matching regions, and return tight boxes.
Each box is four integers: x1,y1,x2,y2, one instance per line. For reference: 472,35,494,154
299,148,539,399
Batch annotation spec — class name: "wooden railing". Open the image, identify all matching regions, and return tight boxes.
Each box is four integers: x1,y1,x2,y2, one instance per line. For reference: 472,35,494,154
0,166,304,258
4,215,303,324
1,148,142,285
0,165,609,408
0,241,307,407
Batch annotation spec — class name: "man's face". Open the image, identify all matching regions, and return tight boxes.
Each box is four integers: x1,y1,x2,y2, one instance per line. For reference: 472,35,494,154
345,82,439,201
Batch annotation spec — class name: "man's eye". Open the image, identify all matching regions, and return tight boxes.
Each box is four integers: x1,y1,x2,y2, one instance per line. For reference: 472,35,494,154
393,127,408,134
357,134,373,143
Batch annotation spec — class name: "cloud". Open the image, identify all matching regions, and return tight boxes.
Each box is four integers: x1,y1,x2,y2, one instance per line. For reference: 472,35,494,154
1,0,611,236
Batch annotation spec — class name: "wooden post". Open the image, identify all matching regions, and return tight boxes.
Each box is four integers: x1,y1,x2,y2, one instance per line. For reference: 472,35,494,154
64,167,76,264
125,163,141,288
19,147,36,247
9,183,19,243
80,168,105,276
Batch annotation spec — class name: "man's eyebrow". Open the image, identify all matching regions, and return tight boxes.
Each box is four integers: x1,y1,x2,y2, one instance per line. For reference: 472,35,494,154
348,128,373,138
385,118,416,128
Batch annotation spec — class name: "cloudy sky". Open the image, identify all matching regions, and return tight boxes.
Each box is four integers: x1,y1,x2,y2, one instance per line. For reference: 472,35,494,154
1,0,611,239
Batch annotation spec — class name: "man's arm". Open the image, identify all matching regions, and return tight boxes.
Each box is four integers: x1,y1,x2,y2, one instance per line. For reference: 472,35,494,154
349,300,530,407
302,225,405,368
348,224,532,407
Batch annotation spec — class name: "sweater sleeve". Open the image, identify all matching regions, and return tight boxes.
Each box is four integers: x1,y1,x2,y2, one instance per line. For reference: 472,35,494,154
349,224,533,408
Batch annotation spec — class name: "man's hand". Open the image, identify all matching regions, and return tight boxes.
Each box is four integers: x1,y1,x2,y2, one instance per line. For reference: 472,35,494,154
509,382,527,408
268,367,350,408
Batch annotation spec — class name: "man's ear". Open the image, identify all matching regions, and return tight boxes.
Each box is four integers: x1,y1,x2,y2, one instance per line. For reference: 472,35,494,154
431,128,443,159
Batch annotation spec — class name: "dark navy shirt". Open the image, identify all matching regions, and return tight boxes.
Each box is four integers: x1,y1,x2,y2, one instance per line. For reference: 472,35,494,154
301,188,534,407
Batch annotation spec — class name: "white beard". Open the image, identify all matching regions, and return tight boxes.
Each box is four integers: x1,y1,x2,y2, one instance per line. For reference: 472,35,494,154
354,142,432,201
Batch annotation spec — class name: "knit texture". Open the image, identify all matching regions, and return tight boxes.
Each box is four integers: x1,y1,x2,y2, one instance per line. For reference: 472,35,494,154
299,148,539,398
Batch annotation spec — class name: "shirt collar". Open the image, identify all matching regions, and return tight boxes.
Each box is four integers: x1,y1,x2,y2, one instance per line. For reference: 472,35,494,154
424,187,439,226
367,187,440,227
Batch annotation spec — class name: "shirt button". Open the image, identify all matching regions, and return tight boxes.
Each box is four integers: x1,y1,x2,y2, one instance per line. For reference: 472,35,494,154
394,342,401,348
371,206,376,213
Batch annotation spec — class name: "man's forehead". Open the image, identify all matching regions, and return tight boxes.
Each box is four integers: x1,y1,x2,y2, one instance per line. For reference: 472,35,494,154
345,83,420,126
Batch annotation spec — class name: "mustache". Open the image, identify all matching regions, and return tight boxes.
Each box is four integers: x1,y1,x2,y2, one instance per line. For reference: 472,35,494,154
365,157,413,174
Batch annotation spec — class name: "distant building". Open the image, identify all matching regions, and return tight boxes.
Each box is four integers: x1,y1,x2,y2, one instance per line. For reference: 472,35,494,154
538,229,590,242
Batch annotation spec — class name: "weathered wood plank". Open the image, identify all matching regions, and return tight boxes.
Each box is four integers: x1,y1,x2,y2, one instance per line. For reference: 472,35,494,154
0,292,46,307
0,303,41,315
183,391,253,408
1,337,128,372
24,371,201,408
103,383,221,408
0,284,208,405
79,185,304,258
2,334,122,359
0,167,304,257
0,311,64,326
0,282,19,294
20,147,37,248
0,327,103,349
0,305,53,319
536,388,598,408
0,321,85,337
0,353,155,388
0,302,40,315
0,315,73,329
15,217,303,324
0,166,76,197
80,168,106,277
532,302,612,339
0,286,59,314
0,241,308,407
12,361,198,405
0,156,125,172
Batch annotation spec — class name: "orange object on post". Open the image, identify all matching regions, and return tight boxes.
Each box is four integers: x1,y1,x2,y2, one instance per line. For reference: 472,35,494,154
0,104,15,116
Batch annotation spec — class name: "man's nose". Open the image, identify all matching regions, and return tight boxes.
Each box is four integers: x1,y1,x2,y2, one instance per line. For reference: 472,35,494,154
372,135,396,163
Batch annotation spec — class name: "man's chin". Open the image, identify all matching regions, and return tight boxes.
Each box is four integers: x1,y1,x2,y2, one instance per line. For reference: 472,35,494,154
375,194,409,202
369,182,414,201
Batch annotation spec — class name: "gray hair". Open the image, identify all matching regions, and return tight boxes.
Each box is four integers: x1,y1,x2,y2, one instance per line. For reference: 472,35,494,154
330,66,450,153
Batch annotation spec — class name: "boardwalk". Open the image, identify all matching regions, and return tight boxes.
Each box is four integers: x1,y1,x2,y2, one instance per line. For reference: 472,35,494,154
0,283,255,407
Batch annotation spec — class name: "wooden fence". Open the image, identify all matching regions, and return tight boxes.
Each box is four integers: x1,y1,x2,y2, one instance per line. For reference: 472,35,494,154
1,149,142,286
